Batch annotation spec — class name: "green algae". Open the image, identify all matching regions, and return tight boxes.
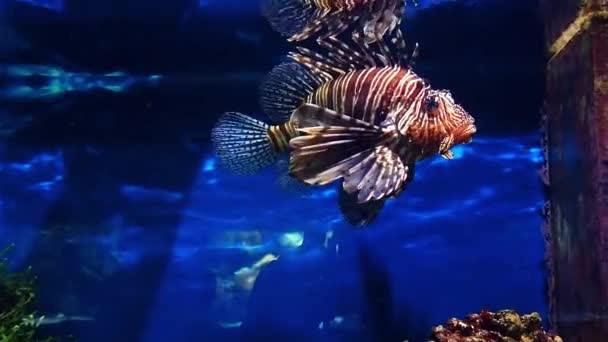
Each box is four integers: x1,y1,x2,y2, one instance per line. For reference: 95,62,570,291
0,245,63,342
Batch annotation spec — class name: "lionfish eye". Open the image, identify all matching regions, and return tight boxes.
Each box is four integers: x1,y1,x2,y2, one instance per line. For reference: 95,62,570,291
425,96,439,113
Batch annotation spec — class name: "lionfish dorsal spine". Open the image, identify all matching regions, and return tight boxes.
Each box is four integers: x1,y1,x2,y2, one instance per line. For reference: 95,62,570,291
263,0,418,74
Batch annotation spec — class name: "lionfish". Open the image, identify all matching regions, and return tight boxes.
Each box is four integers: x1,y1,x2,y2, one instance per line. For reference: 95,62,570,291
211,4,476,227
261,0,413,45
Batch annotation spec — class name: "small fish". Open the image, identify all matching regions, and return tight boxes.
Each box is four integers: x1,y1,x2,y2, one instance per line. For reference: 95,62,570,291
219,321,243,329
252,253,280,269
278,232,305,248
233,266,261,291
25,313,95,326
261,0,413,45
211,28,475,226
319,314,366,331
233,253,279,291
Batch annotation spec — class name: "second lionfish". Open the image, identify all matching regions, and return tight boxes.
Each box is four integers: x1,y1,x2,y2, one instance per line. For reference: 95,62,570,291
211,9,476,227
261,0,413,45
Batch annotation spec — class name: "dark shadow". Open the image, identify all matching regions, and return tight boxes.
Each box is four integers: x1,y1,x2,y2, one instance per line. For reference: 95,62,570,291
11,138,202,341
357,238,398,341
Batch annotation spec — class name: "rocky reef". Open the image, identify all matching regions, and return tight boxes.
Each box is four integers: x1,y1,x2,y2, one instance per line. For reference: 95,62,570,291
430,310,562,342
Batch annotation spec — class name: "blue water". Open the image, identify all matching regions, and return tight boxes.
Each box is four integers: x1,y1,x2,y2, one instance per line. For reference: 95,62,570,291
0,134,546,340
0,0,547,341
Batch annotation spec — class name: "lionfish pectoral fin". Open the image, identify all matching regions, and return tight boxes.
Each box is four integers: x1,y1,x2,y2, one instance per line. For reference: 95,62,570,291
338,183,386,228
288,104,385,187
342,146,410,203
441,150,454,160
211,112,278,175
439,134,454,154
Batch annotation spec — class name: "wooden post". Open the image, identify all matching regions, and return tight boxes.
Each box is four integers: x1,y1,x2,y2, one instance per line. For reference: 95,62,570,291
541,0,608,341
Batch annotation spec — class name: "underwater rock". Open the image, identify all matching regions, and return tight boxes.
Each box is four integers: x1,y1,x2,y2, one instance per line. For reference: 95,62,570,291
430,309,562,342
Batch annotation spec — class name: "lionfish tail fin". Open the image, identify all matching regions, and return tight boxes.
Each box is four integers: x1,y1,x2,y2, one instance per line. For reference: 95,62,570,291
260,0,318,39
288,103,384,188
211,112,278,175
338,185,386,227
259,61,324,123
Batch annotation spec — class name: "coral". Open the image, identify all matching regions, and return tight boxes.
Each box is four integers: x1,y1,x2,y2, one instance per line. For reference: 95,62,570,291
430,310,563,342
0,245,39,341
0,245,59,342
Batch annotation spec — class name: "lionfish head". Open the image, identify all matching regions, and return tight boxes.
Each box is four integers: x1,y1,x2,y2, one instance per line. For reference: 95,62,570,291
423,89,477,148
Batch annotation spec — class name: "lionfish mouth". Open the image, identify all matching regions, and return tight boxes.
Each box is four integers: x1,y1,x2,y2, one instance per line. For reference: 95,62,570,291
466,124,477,135
458,124,477,144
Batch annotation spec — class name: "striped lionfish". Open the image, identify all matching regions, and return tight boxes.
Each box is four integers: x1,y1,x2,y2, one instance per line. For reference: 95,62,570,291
261,0,414,45
211,2,476,227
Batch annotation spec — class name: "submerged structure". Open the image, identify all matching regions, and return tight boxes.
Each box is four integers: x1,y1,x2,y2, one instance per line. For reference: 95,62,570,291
542,0,608,340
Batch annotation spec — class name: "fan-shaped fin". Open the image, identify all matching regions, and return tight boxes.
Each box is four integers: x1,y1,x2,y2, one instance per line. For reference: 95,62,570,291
259,61,325,124
342,146,410,203
210,112,278,175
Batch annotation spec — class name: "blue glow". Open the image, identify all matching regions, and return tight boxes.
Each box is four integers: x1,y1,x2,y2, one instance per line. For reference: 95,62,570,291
451,145,465,159
120,185,185,204
0,64,164,99
183,135,544,229
528,147,543,163
202,158,216,172
148,75,163,83
0,133,547,340
0,150,65,265
321,189,336,198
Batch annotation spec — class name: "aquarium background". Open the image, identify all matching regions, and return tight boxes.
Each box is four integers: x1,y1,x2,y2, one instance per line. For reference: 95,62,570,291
0,0,547,341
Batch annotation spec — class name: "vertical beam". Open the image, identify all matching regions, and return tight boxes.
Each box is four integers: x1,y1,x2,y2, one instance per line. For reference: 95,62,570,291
542,0,608,341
